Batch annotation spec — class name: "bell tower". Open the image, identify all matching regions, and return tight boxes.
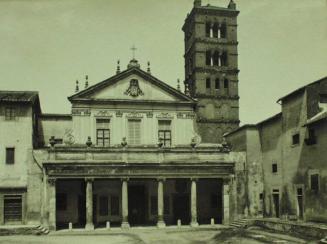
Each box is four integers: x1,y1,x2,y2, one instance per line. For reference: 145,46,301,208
182,0,240,143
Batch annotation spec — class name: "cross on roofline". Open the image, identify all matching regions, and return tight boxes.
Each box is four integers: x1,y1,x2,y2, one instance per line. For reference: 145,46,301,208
130,45,137,59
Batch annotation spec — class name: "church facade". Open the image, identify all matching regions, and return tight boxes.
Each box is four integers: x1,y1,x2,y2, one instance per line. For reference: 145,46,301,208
0,1,249,230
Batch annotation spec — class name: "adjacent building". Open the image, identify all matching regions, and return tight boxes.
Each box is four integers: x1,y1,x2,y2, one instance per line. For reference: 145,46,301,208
225,76,327,222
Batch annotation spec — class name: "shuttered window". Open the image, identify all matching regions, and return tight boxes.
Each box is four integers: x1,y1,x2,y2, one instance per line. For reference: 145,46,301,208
96,119,110,147
128,119,141,145
4,195,22,223
158,120,171,147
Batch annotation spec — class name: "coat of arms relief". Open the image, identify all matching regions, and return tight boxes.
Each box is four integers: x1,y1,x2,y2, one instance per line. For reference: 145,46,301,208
124,79,144,97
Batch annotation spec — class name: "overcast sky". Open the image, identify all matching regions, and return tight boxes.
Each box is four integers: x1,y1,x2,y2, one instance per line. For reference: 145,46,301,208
0,0,326,124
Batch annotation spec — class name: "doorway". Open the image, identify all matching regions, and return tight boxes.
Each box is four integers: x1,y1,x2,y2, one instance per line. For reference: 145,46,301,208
4,195,22,224
297,187,304,219
173,194,190,225
128,185,146,226
272,193,279,218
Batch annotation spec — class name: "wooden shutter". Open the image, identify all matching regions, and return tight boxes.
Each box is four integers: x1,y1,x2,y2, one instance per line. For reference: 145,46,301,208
128,119,141,145
4,195,22,223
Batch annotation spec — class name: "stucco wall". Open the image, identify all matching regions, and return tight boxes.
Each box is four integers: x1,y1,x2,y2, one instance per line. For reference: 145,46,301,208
0,104,33,187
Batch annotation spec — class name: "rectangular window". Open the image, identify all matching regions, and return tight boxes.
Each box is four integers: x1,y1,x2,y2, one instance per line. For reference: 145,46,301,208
272,163,278,173
292,133,300,145
56,193,67,211
215,79,220,89
5,107,16,121
110,195,119,215
151,196,158,215
99,196,109,216
310,174,319,192
128,119,141,145
6,148,15,164
96,119,110,147
4,195,22,223
206,78,211,89
164,196,170,215
158,120,172,147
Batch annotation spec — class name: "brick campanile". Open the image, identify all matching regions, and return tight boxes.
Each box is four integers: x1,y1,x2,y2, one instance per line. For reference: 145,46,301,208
182,0,240,143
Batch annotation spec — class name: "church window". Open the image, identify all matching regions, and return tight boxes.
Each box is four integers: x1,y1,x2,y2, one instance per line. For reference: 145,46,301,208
158,120,171,147
56,193,67,211
212,23,219,38
99,196,109,216
221,51,228,66
220,23,227,38
224,79,229,89
5,107,16,121
205,22,211,37
213,51,219,66
206,78,211,89
206,51,211,66
6,148,15,165
96,119,110,147
128,119,141,145
110,195,119,215
215,78,220,89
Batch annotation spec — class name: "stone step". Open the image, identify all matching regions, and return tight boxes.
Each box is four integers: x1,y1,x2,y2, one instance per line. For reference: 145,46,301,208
230,223,242,228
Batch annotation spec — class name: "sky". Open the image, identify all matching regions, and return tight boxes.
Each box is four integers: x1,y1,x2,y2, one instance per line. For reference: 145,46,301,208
0,0,326,125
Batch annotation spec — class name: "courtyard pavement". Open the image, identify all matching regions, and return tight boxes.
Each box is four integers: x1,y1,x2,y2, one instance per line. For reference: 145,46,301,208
0,226,319,244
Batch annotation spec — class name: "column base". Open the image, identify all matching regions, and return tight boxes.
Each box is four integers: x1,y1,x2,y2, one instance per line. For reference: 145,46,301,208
121,222,130,229
85,223,94,230
190,221,199,227
157,221,166,228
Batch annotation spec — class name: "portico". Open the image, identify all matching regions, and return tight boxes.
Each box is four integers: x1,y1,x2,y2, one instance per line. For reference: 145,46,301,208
41,145,236,230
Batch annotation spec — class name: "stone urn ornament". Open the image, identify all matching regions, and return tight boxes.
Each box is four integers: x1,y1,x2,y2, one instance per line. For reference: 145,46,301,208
49,136,56,147
190,137,197,148
121,137,128,147
86,136,93,147
158,137,164,148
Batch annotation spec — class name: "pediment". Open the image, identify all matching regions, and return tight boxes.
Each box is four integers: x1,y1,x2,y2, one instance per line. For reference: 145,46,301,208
69,68,194,103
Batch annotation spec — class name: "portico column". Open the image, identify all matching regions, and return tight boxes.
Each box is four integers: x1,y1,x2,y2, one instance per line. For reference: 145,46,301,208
190,178,199,227
157,178,166,228
121,178,130,228
223,178,230,225
85,178,94,230
47,178,56,231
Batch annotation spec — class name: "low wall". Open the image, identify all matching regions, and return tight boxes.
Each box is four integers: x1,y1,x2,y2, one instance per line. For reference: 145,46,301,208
254,219,327,239
0,225,38,235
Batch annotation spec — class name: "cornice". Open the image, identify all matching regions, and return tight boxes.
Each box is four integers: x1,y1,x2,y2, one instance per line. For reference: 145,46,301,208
196,118,240,124
194,67,240,75
194,94,240,100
